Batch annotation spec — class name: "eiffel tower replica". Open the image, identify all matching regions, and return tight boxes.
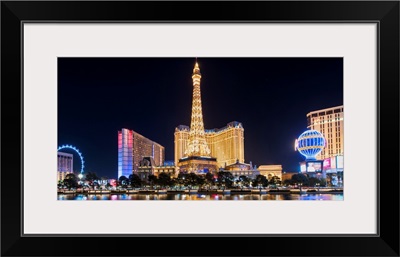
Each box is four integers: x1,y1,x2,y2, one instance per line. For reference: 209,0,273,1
177,60,219,174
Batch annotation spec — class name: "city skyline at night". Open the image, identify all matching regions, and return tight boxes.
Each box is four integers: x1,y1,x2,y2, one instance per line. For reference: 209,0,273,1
58,57,343,179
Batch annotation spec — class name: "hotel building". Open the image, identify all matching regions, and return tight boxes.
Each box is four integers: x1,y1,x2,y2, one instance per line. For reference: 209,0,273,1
137,156,176,182
306,105,344,160
118,128,165,179
206,121,245,168
223,159,259,179
57,151,73,182
175,121,245,169
307,105,344,186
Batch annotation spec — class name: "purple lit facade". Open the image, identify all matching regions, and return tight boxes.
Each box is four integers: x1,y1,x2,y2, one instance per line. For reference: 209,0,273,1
118,128,165,179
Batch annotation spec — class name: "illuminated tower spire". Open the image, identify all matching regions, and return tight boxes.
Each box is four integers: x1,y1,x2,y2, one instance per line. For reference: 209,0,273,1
185,60,211,157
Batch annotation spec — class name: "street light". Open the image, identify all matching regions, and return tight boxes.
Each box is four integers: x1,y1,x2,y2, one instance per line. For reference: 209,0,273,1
78,173,83,182
78,173,83,191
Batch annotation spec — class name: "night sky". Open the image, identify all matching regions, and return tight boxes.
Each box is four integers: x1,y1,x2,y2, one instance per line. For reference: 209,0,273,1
58,58,343,179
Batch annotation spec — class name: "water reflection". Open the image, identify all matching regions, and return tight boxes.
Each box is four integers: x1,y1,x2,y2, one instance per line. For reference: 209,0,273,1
58,193,343,201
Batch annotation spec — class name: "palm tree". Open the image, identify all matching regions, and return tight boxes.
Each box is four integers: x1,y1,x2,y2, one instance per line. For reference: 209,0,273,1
85,171,99,189
205,172,214,190
269,176,282,188
186,173,199,189
158,173,172,189
291,173,309,186
252,175,268,189
148,175,157,190
238,175,250,189
63,173,78,190
176,172,187,189
129,174,142,189
217,171,234,189
118,176,129,189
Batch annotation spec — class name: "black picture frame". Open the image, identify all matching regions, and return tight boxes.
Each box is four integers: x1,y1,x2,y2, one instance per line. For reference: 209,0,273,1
1,1,399,256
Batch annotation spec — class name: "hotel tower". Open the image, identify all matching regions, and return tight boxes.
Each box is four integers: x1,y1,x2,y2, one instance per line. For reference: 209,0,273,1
175,122,245,169
57,151,74,182
306,105,344,160
118,128,165,179
307,105,344,186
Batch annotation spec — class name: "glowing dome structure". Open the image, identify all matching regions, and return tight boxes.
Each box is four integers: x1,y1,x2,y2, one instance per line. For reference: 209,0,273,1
295,130,326,160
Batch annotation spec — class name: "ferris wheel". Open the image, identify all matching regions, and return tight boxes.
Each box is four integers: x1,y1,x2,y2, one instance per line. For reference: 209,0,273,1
57,144,85,173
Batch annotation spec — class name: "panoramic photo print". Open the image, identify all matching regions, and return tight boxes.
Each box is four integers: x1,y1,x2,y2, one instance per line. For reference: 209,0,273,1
57,57,344,200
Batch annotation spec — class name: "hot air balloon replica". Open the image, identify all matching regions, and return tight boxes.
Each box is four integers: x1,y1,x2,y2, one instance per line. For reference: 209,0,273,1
295,129,326,177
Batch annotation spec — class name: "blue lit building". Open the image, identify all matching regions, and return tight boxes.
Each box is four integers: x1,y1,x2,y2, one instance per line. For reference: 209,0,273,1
118,128,165,179
118,129,133,179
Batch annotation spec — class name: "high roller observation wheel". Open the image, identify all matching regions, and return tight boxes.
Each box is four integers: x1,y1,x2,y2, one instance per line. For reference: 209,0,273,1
57,145,85,173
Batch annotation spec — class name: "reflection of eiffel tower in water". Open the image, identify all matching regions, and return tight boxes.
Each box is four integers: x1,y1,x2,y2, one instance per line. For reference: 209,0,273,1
178,60,218,174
